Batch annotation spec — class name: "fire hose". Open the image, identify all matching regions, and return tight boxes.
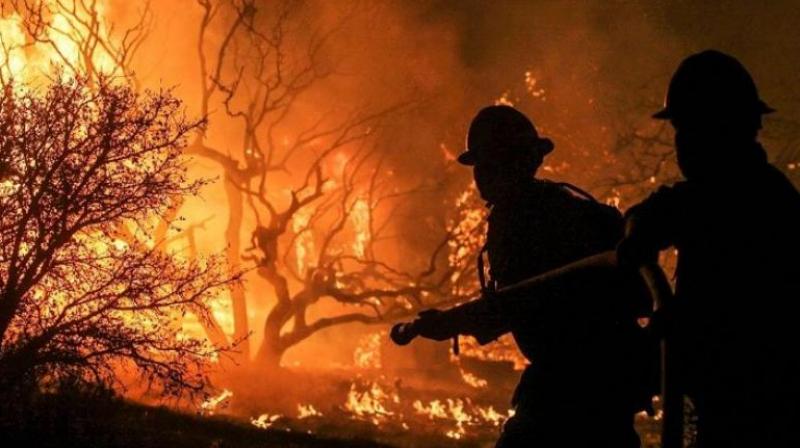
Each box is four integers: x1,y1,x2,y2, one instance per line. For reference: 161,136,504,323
389,252,681,448
388,321,419,346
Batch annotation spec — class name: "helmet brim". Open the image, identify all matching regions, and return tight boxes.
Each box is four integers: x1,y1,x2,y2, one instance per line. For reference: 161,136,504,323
652,107,671,120
457,150,476,166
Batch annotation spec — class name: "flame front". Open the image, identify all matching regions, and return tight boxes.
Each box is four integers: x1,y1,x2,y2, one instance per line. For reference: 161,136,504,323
297,404,323,419
413,398,515,439
200,389,233,415
0,14,26,80
344,380,398,425
0,1,119,84
353,332,383,369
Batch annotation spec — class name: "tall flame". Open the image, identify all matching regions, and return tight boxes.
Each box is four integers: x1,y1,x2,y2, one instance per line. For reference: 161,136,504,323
353,332,382,369
0,14,27,80
351,198,370,257
291,206,316,275
1,2,119,84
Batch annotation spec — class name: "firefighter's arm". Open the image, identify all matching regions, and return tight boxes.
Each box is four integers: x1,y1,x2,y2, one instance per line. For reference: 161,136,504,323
391,298,509,345
617,185,681,269
393,250,651,346
393,250,626,345
489,250,622,323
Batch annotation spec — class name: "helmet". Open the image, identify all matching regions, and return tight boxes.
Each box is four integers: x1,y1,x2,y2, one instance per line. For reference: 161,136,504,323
653,49,774,120
457,105,553,166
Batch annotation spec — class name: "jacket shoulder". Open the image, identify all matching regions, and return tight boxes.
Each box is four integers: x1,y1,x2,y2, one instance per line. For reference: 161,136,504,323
542,181,623,222
624,181,690,221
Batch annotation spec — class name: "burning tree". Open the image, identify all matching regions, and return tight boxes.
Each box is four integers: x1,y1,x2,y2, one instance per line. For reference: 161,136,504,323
2,0,151,87
183,0,472,369
0,75,235,395
2,0,472,375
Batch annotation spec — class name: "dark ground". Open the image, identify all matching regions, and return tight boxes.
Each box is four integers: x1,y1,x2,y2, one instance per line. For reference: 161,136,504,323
0,365,664,448
0,385,387,448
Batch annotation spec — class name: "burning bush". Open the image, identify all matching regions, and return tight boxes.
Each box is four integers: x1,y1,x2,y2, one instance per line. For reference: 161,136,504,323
0,75,236,396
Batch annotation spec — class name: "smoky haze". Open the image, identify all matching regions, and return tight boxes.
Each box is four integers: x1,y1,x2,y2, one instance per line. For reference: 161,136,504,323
114,0,800,366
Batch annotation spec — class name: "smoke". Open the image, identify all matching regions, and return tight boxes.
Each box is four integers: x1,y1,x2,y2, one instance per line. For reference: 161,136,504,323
99,0,800,367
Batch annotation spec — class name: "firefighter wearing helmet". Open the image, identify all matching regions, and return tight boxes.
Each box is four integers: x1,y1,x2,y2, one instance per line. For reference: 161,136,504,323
619,50,800,447
408,105,654,447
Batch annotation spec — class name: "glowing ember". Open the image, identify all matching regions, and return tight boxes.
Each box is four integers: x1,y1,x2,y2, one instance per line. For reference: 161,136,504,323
494,91,514,106
200,389,233,415
524,71,546,99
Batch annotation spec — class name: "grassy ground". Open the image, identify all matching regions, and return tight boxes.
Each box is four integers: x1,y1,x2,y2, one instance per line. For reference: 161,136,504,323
0,366,665,448
0,386,388,448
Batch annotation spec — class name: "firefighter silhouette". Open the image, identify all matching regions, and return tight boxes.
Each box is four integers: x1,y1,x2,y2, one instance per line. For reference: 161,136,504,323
619,49,800,447
407,106,652,447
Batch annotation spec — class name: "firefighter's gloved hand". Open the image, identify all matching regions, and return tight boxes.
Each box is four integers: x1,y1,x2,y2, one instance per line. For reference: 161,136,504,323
414,309,456,341
617,229,659,271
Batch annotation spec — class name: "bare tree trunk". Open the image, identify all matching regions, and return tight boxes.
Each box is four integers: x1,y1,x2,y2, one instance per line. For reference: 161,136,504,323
257,336,285,370
256,266,294,369
225,175,251,361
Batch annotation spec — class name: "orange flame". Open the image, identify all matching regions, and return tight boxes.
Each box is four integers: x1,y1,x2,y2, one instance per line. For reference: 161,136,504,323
0,14,27,80
353,332,383,369
297,404,323,419
292,206,316,275
351,198,370,258
200,389,233,415
344,380,398,425
1,2,119,84
251,413,283,429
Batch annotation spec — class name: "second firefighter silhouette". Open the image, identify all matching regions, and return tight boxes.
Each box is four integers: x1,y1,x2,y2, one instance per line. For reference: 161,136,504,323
408,106,653,447
618,50,800,447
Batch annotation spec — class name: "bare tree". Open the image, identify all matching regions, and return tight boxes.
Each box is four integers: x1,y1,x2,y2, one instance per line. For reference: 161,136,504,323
0,76,236,395
184,0,470,369
241,129,471,368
